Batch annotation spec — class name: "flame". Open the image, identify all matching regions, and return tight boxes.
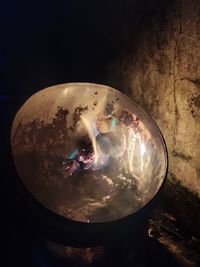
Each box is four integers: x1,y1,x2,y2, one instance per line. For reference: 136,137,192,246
78,96,153,194
80,110,149,177
79,94,112,167
80,113,100,164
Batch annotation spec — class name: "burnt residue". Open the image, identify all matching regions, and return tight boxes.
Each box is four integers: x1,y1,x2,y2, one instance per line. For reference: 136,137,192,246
13,107,69,147
71,105,88,131
12,106,70,187
105,103,115,117
119,110,139,127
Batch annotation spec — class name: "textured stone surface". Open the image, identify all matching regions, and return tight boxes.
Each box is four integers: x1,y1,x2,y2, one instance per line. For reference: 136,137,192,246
107,0,200,196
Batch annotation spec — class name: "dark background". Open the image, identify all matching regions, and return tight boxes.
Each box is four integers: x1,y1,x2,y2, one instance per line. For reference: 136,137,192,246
1,1,178,266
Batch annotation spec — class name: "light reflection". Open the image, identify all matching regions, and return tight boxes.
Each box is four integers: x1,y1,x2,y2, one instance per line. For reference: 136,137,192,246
68,148,79,159
110,117,118,130
140,143,146,158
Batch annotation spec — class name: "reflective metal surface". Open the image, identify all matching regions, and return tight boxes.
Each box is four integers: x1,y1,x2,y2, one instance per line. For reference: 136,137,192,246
11,83,167,222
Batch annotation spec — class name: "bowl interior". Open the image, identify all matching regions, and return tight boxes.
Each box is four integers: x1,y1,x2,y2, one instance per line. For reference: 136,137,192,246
11,83,167,223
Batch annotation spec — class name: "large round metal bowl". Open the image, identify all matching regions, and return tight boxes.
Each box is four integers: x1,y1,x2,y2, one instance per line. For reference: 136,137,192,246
11,83,168,246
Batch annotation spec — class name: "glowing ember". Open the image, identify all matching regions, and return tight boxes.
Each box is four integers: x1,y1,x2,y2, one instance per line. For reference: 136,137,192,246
11,83,167,223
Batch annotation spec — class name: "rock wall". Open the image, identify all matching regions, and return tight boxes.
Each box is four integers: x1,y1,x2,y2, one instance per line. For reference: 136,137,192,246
107,0,200,196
